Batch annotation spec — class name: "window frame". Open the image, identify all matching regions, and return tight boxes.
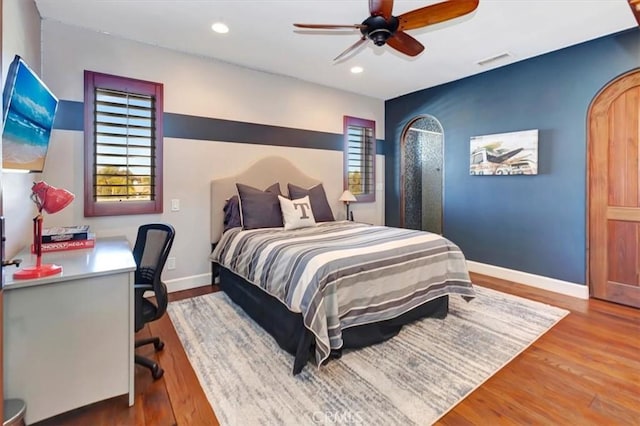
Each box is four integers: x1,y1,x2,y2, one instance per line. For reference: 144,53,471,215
343,115,376,202
84,71,163,217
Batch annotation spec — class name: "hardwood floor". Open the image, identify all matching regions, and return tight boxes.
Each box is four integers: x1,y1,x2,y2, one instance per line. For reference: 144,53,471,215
35,274,639,426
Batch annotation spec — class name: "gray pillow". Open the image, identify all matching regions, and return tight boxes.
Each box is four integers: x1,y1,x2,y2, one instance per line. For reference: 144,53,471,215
236,182,284,229
287,183,335,222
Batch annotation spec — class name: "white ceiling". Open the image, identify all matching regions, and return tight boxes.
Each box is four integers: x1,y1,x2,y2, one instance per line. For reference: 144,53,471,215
34,0,637,100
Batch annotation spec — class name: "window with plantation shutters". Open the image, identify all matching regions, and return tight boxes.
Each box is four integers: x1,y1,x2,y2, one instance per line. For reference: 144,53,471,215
84,71,163,216
344,116,376,202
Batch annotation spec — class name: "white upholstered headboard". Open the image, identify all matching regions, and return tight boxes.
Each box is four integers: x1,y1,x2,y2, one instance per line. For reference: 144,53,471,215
210,156,321,244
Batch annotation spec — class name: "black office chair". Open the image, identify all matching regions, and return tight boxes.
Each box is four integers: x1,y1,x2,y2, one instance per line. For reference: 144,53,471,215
133,223,175,380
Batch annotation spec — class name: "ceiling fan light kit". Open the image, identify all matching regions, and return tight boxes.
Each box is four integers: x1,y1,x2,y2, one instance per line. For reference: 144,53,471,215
294,0,479,61
362,15,399,46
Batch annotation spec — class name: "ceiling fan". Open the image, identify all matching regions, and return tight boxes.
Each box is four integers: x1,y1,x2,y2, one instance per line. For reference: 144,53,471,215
294,0,479,61
629,0,640,25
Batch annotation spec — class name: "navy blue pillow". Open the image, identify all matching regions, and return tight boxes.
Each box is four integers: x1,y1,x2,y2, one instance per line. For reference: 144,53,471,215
288,183,335,222
236,183,284,229
223,196,242,232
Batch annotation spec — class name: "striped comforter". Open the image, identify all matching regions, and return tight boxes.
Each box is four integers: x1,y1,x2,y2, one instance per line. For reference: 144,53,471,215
211,221,475,365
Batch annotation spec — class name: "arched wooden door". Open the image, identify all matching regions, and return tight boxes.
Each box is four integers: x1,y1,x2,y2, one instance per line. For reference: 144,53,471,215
588,69,640,308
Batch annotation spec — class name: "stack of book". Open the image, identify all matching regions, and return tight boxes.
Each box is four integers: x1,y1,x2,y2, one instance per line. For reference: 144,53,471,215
32,225,96,253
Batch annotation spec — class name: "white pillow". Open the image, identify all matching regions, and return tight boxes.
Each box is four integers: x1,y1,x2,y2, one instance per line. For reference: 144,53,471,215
278,195,317,231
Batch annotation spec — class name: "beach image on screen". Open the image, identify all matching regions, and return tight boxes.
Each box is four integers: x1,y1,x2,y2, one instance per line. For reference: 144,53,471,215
2,61,58,171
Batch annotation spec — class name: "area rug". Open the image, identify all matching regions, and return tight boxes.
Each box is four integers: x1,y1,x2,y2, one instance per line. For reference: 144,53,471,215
167,286,568,425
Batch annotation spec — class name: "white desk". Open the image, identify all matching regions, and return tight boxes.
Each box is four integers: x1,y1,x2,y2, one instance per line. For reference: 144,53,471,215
3,237,136,424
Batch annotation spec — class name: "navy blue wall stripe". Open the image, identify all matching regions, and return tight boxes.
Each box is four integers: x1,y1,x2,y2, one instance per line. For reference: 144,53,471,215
385,28,639,285
54,100,385,154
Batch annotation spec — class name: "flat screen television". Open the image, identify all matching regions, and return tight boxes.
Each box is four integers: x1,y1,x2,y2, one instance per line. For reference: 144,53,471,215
2,55,59,172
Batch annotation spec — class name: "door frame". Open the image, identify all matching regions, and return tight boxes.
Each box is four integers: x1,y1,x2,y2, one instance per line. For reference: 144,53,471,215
1,0,4,419
399,115,445,231
586,67,640,296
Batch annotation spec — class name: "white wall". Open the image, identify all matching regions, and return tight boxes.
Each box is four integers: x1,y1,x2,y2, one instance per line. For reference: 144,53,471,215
2,0,42,259
41,21,385,288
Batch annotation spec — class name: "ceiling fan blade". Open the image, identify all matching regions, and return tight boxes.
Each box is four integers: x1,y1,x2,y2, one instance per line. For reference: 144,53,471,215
629,0,640,25
398,0,479,31
334,37,368,62
294,23,365,29
369,0,394,19
386,31,425,57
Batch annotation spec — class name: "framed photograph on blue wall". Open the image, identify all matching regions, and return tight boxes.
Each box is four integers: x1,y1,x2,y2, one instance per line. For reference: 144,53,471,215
470,129,538,175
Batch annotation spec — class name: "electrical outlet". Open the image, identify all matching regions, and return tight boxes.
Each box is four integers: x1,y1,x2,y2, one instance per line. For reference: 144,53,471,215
167,257,176,270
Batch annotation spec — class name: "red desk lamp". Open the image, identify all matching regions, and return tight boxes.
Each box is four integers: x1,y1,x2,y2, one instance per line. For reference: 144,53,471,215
13,181,75,280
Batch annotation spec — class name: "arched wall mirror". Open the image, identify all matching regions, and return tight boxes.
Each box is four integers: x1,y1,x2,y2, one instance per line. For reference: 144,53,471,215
400,115,444,234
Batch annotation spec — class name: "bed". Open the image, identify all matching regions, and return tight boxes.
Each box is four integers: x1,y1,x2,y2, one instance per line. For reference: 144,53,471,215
209,157,475,374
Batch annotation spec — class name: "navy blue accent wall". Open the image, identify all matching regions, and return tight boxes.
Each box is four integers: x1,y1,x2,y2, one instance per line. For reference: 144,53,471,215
385,29,640,284
54,101,386,154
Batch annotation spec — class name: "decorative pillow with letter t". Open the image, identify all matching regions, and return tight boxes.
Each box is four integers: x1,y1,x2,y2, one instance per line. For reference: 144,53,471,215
278,195,317,230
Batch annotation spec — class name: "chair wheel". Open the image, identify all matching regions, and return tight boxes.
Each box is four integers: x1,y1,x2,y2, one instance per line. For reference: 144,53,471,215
154,341,165,351
152,365,164,380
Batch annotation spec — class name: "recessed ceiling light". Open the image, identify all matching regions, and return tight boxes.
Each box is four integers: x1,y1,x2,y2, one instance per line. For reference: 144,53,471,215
211,22,229,34
350,66,364,74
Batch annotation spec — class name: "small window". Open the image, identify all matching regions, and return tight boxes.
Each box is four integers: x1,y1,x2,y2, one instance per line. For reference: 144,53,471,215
343,116,376,202
84,71,163,216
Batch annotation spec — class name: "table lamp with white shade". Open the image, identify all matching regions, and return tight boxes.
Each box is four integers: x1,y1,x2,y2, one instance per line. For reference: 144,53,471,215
339,189,357,221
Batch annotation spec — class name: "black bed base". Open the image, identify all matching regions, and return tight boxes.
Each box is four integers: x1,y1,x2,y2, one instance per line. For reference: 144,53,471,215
218,265,449,375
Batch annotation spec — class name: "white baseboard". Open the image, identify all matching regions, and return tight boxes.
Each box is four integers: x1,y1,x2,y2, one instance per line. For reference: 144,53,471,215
466,261,589,300
165,273,212,293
